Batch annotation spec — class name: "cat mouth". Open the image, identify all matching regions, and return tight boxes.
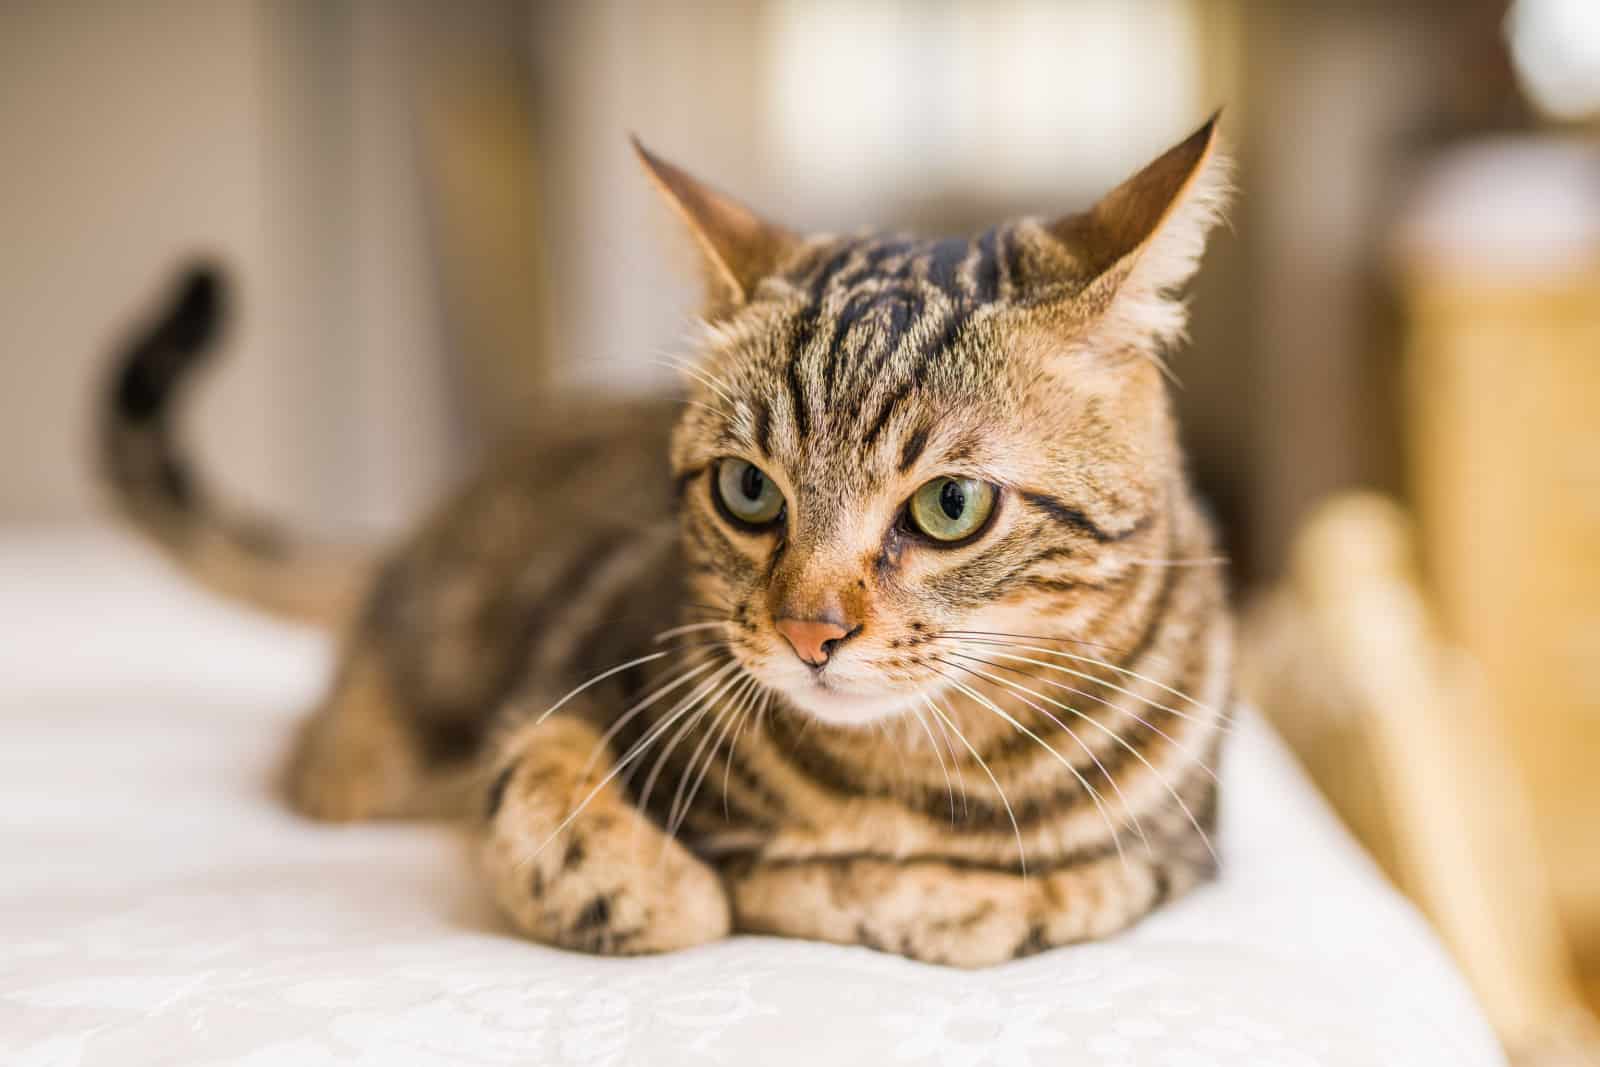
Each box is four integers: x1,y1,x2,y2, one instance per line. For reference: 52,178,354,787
777,672,925,726
736,645,932,726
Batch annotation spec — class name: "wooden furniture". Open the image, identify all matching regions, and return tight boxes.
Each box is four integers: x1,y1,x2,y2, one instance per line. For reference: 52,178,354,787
1242,494,1597,1065
1399,138,1600,1016
1244,136,1600,1064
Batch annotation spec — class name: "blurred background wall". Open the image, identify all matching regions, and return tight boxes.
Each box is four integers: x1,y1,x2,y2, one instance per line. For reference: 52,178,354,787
3,0,1564,573
0,0,1468,558
0,0,508,535
3,0,1598,1055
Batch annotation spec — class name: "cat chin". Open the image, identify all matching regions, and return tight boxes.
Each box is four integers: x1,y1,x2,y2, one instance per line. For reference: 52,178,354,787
776,678,924,727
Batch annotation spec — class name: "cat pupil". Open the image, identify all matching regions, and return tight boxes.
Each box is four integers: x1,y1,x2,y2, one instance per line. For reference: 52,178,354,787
939,480,965,520
741,465,765,501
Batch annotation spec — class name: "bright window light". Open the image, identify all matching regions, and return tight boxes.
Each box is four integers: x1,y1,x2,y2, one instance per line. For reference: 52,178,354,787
767,0,1205,205
1507,0,1600,121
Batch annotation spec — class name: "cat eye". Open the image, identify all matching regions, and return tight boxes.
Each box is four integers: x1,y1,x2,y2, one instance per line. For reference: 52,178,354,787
906,477,997,544
714,458,785,528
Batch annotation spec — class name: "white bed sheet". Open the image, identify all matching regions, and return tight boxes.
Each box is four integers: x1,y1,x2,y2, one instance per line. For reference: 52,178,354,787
0,529,1504,1067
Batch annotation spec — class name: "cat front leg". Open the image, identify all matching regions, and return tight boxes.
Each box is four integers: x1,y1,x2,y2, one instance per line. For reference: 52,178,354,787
726,852,1180,968
479,710,730,955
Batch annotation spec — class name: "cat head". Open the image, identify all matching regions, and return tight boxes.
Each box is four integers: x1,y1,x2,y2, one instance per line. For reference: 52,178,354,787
640,118,1229,726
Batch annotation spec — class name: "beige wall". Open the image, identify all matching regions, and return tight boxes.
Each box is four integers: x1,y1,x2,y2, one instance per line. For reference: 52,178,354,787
2,1,289,523
0,1,460,535
1,0,1226,540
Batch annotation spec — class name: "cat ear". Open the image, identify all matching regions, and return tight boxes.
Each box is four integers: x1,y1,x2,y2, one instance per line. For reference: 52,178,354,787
631,137,800,315
1037,114,1230,349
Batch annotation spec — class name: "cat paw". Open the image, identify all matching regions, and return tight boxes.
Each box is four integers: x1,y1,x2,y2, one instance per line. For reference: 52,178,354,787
727,855,1039,968
280,648,442,822
282,713,397,822
481,761,730,955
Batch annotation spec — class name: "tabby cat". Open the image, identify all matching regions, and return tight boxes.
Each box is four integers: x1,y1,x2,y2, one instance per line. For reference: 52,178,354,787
101,117,1233,968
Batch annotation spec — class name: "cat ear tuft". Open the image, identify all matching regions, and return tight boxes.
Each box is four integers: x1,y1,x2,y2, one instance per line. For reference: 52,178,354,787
631,136,799,315
1044,113,1232,350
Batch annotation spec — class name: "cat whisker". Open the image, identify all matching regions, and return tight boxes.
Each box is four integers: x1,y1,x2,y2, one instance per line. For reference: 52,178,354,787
634,663,748,840
908,702,959,825
878,716,911,789
528,651,673,729
923,700,970,818
941,716,971,817
521,659,740,867
674,607,726,623
663,351,738,401
942,654,1218,866
681,598,735,617
936,628,1131,657
722,688,768,820
682,399,723,420
792,703,818,743
931,634,1230,732
650,356,735,408
577,656,725,781
683,676,763,832
938,656,1155,858
667,674,758,840
660,680,739,843
930,663,1138,872
922,694,1027,877
943,646,1221,783
668,681,755,838
653,620,732,642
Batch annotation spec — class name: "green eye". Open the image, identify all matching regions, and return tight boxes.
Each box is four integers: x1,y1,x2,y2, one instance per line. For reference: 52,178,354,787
715,459,785,527
907,477,997,543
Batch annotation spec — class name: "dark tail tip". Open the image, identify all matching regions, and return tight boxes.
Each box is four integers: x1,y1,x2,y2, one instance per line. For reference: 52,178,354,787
113,261,228,424
164,265,225,351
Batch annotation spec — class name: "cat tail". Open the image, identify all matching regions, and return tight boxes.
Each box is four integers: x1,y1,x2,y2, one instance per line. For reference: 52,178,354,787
99,263,375,629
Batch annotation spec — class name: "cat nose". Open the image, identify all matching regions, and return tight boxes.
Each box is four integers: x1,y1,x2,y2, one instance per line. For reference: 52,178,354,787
775,617,854,668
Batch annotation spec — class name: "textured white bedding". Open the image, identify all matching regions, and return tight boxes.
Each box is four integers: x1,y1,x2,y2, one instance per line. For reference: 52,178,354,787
0,529,1505,1067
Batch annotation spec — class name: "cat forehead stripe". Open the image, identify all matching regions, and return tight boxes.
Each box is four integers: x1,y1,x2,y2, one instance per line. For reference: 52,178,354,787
771,228,1016,447
793,229,1014,308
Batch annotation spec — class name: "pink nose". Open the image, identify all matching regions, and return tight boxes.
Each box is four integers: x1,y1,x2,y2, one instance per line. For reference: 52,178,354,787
775,618,851,667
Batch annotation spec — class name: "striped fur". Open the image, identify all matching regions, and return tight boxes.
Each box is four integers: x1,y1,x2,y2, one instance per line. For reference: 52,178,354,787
103,118,1234,967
